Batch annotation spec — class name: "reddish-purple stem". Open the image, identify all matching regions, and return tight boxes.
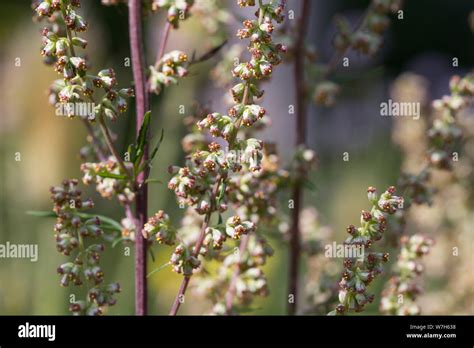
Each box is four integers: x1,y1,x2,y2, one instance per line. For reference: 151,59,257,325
129,0,150,316
288,0,311,316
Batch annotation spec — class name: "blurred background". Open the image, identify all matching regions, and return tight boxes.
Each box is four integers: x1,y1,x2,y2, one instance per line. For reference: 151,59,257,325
0,0,473,315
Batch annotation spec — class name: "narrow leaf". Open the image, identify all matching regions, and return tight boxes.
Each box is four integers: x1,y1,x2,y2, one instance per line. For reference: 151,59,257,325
150,128,165,161
27,211,122,234
145,178,162,184
112,237,125,248
147,262,170,278
26,210,55,218
149,248,156,263
97,171,127,180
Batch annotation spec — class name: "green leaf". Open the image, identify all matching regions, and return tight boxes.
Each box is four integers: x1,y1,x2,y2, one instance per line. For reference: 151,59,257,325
134,111,152,169
26,210,56,218
145,178,162,184
97,171,127,180
27,210,122,233
150,128,164,161
135,129,165,175
111,237,125,248
149,248,156,263
216,182,226,206
128,143,135,163
147,262,170,278
78,213,122,232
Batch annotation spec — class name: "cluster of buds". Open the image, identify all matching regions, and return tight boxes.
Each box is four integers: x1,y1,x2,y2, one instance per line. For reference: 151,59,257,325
151,0,194,28
80,157,135,205
120,217,136,242
149,51,189,95
203,227,227,251
427,73,474,169
227,143,289,229
142,210,176,245
196,112,235,140
230,104,266,127
225,216,255,239
34,0,82,21
206,234,274,314
50,179,120,315
167,165,225,212
34,0,133,120
333,0,402,56
70,282,121,315
329,186,404,315
50,179,95,255
192,142,226,174
233,43,286,81
170,243,201,275
380,234,434,315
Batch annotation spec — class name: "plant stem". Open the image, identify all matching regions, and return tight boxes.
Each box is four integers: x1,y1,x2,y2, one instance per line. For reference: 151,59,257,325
169,174,225,315
221,83,253,315
98,115,132,177
81,118,107,161
169,83,251,316
288,0,311,316
77,229,92,310
155,21,172,67
129,0,150,316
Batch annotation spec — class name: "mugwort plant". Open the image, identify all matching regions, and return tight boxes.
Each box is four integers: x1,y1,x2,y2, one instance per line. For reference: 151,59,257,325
27,0,473,317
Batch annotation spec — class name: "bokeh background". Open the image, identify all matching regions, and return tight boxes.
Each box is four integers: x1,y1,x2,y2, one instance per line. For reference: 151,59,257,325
0,0,473,315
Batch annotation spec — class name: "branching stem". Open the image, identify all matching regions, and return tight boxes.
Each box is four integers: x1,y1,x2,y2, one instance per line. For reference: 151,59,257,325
288,0,311,316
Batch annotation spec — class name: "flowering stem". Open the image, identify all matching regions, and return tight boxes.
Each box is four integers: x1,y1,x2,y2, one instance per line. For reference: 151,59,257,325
129,0,150,316
155,21,172,67
97,115,132,178
288,0,311,316
169,174,225,315
168,214,210,315
76,228,93,307
60,8,107,163
213,82,252,315
81,119,107,161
